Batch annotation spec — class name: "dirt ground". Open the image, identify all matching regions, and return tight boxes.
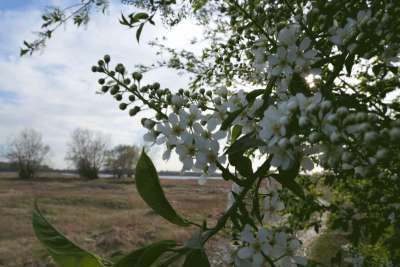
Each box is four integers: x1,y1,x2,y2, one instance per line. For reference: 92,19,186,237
0,173,231,267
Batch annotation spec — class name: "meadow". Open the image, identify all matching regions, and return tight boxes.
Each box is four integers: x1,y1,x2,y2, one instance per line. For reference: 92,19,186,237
0,173,233,267
0,173,343,267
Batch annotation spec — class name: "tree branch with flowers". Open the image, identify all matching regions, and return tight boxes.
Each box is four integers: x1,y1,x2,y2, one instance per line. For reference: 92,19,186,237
24,0,400,266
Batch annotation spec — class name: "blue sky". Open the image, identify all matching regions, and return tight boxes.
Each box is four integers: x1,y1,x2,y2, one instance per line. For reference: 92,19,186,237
0,0,202,169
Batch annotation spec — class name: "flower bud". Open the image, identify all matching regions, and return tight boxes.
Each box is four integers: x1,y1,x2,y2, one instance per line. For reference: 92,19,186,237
115,63,125,74
288,99,298,111
278,138,289,148
132,72,143,81
124,78,131,85
129,106,141,116
128,95,136,102
98,78,105,85
306,103,318,113
115,94,122,101
289,135,300,146
299,116,308,127
110,85,119,95
363,131,378,143
321,100,332,111
279,116,289,125
336,107,348,116
104,54,111,63
141,118,155,129
91,66,98,72
326,113,337,124
375,148,389,160
101,86,109,93
119,103,128,110
389,127,400,141
341,152,353,163
330,132,341,143
309,132,320,143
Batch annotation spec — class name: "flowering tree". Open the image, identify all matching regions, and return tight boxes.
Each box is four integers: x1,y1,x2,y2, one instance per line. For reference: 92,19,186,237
25,0,400,266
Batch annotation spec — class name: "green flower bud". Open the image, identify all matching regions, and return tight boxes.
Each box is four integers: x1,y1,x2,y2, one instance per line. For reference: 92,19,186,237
104,54,111,63
129,84,137,92
119,103,128,110
178,88,184,94
200,88,205,94
153,82,160,90
101,86,109,93
128,95,136,102
109,71,116,77
115,94,123,101
115,63,125,74
110,85,119,95
124,78,131,85
91,66,98,72
98,60,105,66
206,90,212,97
132,72,143,81
98,78,105,85
129,106,141,116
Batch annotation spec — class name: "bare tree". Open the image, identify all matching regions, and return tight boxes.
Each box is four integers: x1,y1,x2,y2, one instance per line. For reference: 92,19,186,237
105,145,140,178
5,128,50,179
66,128,109,179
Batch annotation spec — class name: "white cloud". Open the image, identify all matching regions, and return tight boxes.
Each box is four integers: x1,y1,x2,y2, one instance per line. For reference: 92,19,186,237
0,1,203,170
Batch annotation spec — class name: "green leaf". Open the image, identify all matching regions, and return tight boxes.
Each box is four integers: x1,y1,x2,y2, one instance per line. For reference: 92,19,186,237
221,108,243,130
272,163,305,199
231,125,242,143
226,133,265,156
135,150,190,226
246,89,264,102
228,153,253,178
135,240,177,266
32,202,106,267
183,249,210,267
113,247,146,267
131,12,149,23
114,241,177,267
192,0,208,12
136,23,144,43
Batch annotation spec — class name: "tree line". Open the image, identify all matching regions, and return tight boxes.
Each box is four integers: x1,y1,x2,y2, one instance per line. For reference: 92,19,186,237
2,128,140,179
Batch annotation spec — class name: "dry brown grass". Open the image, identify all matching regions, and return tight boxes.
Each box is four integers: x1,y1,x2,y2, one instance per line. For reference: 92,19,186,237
0,173,231,267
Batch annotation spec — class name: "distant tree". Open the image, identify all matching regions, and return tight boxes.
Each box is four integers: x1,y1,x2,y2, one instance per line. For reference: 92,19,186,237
65,128,109,179
105,145,140,178
5,128,50,179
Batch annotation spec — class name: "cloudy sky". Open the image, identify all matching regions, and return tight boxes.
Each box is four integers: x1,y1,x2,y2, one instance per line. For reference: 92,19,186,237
0,0,202,170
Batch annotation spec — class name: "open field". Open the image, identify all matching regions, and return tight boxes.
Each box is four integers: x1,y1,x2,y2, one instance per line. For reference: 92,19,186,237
0,173,231,267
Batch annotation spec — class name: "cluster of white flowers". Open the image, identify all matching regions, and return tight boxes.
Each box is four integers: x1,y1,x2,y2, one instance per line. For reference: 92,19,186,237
263,181,285,224
226,224,307,267
143,100,227,182
253,25,319,93
328,9,371,53
328,7,400,63
257,92,400,179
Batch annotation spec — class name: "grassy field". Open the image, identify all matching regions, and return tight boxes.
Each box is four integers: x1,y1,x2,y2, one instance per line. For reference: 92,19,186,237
0,173,231,267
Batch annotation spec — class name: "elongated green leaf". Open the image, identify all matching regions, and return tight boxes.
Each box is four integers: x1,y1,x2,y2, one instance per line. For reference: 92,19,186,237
221,108,243,130
136,23,144,43
131,12,149,23
225,133,265,155
32,203,106,267
183,249,210,267
113,248,146,267
114,240,176,267
135,240,177,266
231,125,242,143
135,150,190,226
246,89,264,102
